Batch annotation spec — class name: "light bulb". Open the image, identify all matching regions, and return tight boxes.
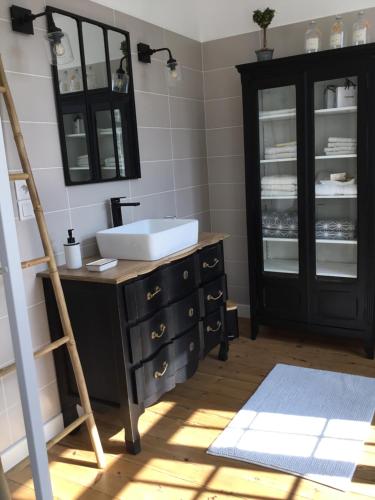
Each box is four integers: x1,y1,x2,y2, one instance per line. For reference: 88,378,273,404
54,42,65,57
170,69,178,80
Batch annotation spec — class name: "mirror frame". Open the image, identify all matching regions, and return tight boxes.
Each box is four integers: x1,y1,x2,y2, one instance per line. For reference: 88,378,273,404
46,6,141,186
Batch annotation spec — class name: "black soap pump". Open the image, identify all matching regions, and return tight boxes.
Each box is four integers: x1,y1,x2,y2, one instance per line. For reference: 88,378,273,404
64,229,82,269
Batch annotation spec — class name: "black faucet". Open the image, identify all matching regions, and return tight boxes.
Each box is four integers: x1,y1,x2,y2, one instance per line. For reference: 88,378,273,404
110,197,140,227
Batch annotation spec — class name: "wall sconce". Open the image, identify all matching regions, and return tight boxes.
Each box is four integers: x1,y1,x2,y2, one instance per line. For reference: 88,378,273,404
10,5,74,66
137,43,182,87
112,40,129,93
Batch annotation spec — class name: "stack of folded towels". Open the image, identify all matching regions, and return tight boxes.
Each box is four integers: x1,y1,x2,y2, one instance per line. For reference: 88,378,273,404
315,171,357,196
76,154,89,169
261,174,297,197
262,211,298,239
264,141,296,160
104,155,124,169
324,137,357,156
315,219,356,240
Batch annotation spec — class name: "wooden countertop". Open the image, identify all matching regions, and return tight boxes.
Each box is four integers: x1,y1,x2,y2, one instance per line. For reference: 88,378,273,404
38,232,229,285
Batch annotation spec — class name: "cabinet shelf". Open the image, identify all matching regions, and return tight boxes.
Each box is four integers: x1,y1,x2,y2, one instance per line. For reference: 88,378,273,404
264,258,356,278
263,237,357,245
260,158,297,164
259,106,357,122
315,154,357,160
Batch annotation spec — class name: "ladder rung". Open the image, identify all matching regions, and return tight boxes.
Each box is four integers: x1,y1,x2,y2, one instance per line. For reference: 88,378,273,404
12,414,90,474
0,337,69,378
21,256,50,269
0,85,6,94
9,172,29,181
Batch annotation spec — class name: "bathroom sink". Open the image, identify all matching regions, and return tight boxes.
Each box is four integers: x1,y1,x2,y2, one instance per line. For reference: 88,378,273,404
96,218,199,261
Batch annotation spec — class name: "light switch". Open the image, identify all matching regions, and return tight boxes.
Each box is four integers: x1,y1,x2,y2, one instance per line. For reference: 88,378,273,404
14,180,30,201
18,200,34,220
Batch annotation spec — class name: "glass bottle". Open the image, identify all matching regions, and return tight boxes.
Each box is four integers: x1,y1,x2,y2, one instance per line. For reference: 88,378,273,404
352,11,369,45
59,70,69,93
305,21,322,53
86,65,97,90
69,68,82,92
330,15,344,49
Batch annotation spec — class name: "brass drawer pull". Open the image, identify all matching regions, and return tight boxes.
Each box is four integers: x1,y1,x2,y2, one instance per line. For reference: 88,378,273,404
203,258,219,270
207,321,222,333
207,290,223,302
188,307,195,317
154,361,168,379
151,323,166,340
147,285,161,301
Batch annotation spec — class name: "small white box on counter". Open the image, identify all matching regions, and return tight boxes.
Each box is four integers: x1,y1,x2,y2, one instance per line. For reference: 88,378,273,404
336,86,357,108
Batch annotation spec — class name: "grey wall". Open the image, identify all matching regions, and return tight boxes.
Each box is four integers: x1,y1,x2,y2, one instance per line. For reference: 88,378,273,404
0,0,207,459
202,6,375,312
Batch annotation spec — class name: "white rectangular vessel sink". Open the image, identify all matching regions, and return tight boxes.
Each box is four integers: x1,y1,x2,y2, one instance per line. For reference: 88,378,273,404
96,218,199,261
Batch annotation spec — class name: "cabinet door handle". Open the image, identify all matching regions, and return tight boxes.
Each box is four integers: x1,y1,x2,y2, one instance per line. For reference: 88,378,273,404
203,258,219,269
188,307,195,317
207,321,222,333
151,323,166,340
207,290,223,302
154,361,168,379
183,270,189,280
147,285,161,301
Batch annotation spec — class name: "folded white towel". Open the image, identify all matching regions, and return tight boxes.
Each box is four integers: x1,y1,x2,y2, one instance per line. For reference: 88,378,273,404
262,185,297,192
262,175,298,186
265,146,297,155
324,147,356,153
262,190,297,197
260,108,296,116
325,150,356,156
315,183,357,196
328,137,357,144
265,153,297,160
275,141,296,147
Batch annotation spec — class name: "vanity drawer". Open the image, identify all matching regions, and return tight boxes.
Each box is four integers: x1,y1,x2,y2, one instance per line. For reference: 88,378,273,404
134,342,175,406
199,274,227,316
199,243,224,284
201,306,225,356
124,269,167,322
129,291,200,362
165,254,198,301
134,325,200,407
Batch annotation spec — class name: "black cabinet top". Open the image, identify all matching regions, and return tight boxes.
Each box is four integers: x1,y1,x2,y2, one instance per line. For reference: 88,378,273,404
236,42,375,77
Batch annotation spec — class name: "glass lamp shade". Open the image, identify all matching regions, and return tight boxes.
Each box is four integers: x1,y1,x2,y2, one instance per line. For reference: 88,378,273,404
46,30,74,66
165,61,182,87
112,69,129,93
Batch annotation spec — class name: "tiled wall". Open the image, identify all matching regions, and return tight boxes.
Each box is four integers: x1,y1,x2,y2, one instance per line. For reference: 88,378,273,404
0,0,207,458
202,7,375,311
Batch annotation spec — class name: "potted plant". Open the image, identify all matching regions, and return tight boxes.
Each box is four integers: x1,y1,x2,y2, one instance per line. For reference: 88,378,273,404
253,8,275,61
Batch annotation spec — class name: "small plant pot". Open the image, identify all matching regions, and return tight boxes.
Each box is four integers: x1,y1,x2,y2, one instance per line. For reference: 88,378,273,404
255,48,274,61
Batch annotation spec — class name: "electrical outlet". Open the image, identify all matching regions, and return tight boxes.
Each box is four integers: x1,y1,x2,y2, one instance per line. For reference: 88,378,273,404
14,180,30,201
17,200,34,220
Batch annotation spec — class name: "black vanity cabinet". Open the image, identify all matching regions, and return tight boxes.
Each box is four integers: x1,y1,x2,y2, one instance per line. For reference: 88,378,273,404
40,233,230,453
237,44,375,357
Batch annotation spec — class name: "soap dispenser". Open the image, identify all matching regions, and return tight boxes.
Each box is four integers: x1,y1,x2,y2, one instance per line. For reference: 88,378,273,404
64,229,82,269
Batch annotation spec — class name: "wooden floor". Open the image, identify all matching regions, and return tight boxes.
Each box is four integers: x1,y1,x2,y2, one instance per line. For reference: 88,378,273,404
6,319,375,499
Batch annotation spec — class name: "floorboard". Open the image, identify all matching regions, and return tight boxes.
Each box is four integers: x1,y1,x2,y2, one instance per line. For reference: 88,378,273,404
7,319,375,499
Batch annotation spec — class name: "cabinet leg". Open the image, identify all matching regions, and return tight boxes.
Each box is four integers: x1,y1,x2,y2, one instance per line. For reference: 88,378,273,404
250,317,259,340
123,404,142,454
364,340,374,360
218,338,229,361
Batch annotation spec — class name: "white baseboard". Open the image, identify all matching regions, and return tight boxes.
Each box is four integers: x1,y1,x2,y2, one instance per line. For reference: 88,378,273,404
2,413,64,472
237,304,250,318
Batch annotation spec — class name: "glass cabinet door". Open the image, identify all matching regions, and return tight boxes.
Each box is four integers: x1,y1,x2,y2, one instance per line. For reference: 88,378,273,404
313,76,358,279
258,85,299,274
63,111,92,183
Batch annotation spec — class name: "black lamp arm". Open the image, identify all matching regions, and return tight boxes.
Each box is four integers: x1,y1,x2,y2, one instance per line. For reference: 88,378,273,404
150,47,174,60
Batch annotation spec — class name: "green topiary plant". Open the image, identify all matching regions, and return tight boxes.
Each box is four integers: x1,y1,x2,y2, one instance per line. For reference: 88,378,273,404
253,8,275,49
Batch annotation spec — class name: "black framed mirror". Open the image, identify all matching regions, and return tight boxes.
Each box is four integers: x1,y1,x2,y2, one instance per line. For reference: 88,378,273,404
46,6,141,185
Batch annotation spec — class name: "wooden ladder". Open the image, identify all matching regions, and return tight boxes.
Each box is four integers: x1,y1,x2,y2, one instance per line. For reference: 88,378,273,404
0,56,105,495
